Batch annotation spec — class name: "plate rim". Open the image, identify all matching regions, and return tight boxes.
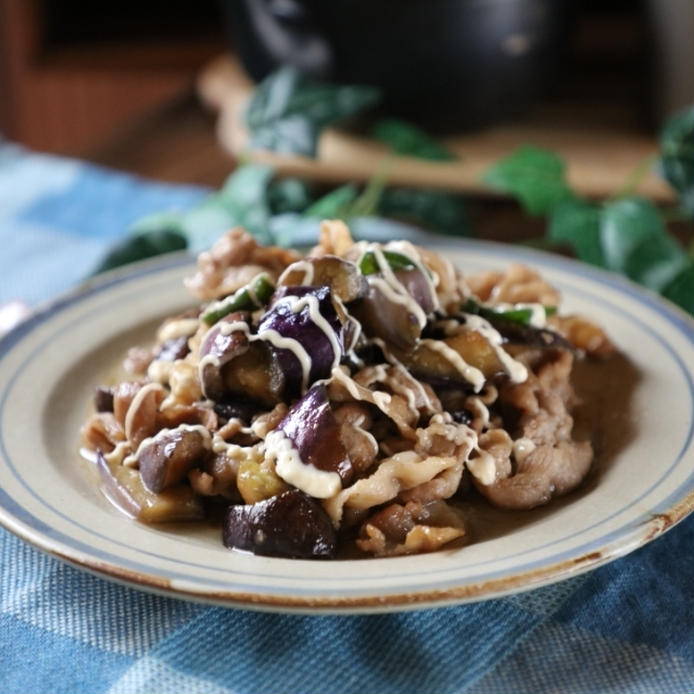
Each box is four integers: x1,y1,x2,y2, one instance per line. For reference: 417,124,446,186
1,238,692,612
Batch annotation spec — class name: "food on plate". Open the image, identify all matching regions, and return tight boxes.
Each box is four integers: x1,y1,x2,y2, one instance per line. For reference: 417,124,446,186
81,221,616,559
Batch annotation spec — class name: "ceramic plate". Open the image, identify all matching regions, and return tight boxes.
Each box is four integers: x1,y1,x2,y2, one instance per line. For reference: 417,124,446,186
0,241,692,613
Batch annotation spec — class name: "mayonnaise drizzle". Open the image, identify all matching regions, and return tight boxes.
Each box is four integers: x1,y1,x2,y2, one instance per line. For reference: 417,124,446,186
364,244,435,328
420,338,486,392
264,428,341,498
123,423,212,468
278,259,315,285
463,315,528,384
123,383,164,443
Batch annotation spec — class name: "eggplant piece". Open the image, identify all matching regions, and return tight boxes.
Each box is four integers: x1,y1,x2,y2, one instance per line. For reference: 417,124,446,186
258,286,343,395
276,384,353,485
222,342,286,408
223,490,337,558
353,269,436,353
352,283,420,352
199,312,250,400
213,396,263,423
93,386,114,413
398,332,504,385
139,426,211,493
483,316,572,350
395,268,437,316
278,256,367,303
155,335,190,362
94,450,203,522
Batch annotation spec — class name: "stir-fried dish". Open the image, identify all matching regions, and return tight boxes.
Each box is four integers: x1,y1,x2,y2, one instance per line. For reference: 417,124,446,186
81,221,615,559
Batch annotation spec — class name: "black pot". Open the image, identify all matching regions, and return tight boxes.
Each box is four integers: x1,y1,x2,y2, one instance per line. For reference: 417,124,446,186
225,0,570,132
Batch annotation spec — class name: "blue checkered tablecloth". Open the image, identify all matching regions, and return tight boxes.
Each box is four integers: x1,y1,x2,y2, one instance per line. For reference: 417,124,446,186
0,141,692,694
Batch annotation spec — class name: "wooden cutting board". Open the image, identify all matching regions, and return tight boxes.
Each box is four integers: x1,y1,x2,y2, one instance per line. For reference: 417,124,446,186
197,55,674,202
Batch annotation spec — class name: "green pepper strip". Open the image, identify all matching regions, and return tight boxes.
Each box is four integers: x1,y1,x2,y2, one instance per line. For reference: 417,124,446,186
202,273,275,325
461,298,557,326
359,249,418,276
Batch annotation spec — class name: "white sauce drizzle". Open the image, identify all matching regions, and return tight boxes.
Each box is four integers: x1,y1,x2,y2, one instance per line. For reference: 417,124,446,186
463,314,528,384
384,240,441,309
123,383,164,443
365,245,430,328
420,338,486,393
278,259,315,285
264,428,341,498
196,320,251,385
330,367,392,412
256,294,342,393
124,423,212,468
104,441,132,467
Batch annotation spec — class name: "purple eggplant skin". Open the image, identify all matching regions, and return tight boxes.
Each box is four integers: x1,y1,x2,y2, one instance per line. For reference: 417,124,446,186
278,384,353,484
258,286,343,396
395,268,437,316
353,283,421,353
139,428,210,493
199,312,251,400
93,386,114,413
223,490,337,559
155,335,190,362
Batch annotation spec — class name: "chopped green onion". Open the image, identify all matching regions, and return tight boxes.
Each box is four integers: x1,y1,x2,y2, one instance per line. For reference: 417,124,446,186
359,249,418,276
202,273,275,325
461,298,556,326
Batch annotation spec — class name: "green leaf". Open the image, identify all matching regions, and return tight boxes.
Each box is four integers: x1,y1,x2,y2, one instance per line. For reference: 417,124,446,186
245,66,381,157
600,197,666,271
623,233,690,292
93,229,187,274
659,105,694,215
266,178,315,215
216,165,275,244
359,249,417,275
461,298,556,326
483,145,573,215
548,198,605,266
201,273,275,325
661,262,694,314
303,183,359,219
371,118,457,161
377,187,471,236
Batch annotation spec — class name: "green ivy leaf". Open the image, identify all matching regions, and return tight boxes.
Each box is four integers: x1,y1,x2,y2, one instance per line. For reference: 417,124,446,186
377,187,471,236
245,66,381,157
93,229,187,274
659,105,694,215
661,262,694,314
623,233,691,292
303,183,360,219
600,197,666,271
547,198,604,266
371,118,457,161
215,165,275,244
483,145,573,216
266,178,315,215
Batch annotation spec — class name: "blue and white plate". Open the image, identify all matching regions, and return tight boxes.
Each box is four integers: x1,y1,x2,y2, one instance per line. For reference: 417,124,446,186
0,241,692,613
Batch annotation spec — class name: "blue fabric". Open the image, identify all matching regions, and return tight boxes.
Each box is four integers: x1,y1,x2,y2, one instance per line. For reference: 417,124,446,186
0,141,692,693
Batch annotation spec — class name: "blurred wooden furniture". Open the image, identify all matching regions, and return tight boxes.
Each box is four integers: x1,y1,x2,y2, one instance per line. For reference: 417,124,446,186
0,0,225,153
